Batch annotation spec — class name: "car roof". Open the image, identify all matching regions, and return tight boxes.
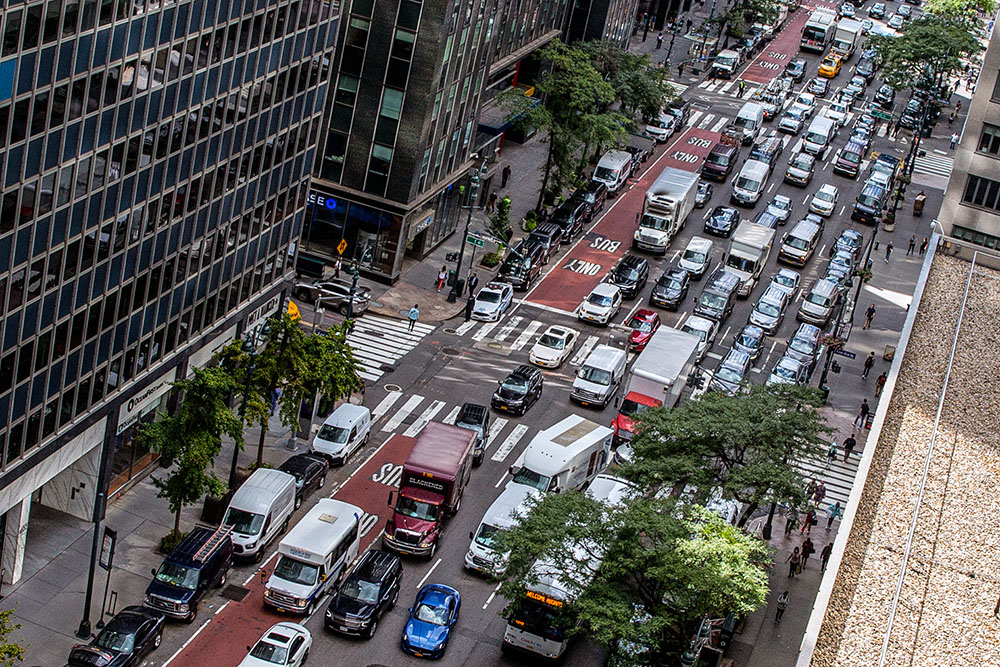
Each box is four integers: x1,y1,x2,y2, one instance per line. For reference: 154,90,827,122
104,606,160,633
618,254,647,269
817,183,838,194
480,282,510,293
776,267,800,278
263,622,307,646
509,364,539,379
279,453,324,475
591,282,620,296
663,267,689,279
723,349,751,367
684,315,715,331
794,322,821,339
351,549,400,581
457,402,488,422
740,324,765,338
760,286,787,302
686,236,713,250
541,325,574,338
632,308,657,321
772,194,792,204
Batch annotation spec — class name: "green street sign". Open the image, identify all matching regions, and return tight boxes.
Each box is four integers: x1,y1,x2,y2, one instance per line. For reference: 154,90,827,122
466,235,485,247
872,109,892,121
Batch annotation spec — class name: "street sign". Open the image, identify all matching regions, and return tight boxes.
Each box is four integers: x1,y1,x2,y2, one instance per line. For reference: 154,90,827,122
99,527,117,571
466,235,484,247
337,239,348,255
834,349,856,359
872,109,892,121
287,301,301,322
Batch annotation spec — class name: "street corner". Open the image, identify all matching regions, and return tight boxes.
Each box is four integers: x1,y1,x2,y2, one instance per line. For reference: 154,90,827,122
369,281,465,323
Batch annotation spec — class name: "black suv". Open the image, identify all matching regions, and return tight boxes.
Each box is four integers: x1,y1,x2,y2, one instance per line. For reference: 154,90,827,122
498,241,543,290
325,550,402,639
874,84,895,110
144,526,233,622
550,200,588,242
454,403,490,465
607,254,650,299
527,223,564,263
491,365,543,415
279,453,329,509
571,180,608,221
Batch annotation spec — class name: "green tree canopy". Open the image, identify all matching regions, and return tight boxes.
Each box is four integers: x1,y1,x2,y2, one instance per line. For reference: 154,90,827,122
924,0,996,26
577,41,674,120
717,0,781,39
0,609,24,666
869,16,982,90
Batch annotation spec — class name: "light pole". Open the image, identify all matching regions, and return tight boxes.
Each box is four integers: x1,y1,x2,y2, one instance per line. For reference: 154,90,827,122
228,337,258,492
818,277,855,399
448,156,486,303
699,0,719,72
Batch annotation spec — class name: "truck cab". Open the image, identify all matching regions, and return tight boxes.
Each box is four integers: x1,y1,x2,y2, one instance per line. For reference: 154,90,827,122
633,166,700,254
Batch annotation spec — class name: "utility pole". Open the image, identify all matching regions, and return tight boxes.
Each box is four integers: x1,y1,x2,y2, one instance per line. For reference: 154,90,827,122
818,276,855,400
448,155,487,303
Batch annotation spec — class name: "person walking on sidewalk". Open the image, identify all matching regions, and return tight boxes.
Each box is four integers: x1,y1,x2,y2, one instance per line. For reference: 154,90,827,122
919,236,929,256
487,191,498,212
814,481,827,504
907,234,917,255
436,266,448,291
501,164,511,189
656,31,663,48
800,507,816,534
825,441,838,469
863,303,876,329
678,61,685,77
853,399,870,428
467,272,479,296
786,547,801,578
826,501,843,530
875,371,888,397
820,543,833,572
775,591,790,621
884,241,893,263
951,132,960,149
407,304,420,332
862,351,875,379
801,537,815,569
333,256,342,278
843,434,857,462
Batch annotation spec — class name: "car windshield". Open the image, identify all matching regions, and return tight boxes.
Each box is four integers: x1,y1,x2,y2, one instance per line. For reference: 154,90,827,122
629,318,653,333
659,275,684,290
756,300,780,317
684,249,706,263
619,398,652,418
155,562,200,590
786,108,804,120
474,523,500,548
774,364,798,380
274,555,320,586
94,630,136,653
716,366,743,383
511,467,552,492
478,291,500,303
787,236,809,250
699,293,727,310
317,424,349,444
537,334,564,349
249,640,288,664
772,198,791,210
342,578,381,604
735,176,760,191
594,166,618,180
396,495,441,521
707,153,729,166
805,131,826,144
682,325,708,342
587,293,612,307
806,291,832,307
616,268,640,281
640,213,669,230
224,508,264,535
775,274,795,288
841,151,860,163
578,366,612,385
737,332,760,348
501,376,528,393
815,190,835,203
415,603,450,626
790,336,814,355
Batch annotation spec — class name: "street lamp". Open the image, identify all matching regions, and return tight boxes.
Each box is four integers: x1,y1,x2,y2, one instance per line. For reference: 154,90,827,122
448,155,487,303
818,276,855,398
228,336,258,492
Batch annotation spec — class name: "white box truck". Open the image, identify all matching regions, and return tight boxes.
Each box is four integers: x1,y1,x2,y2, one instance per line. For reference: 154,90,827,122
633,166,700,254
831,18,863,60
724,221,776,297
507,415,613,494
612,327,700,444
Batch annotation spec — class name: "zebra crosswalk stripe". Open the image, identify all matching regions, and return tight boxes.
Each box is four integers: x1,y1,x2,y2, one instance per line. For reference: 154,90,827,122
912,153,953,177
511,321,543,351
442,405,460,425
472,321,499,341
454,320,477,336
491,424,530,462
689,110,704,128
382,394,423,432
372,391,402,420
486,418,509,449
711,116,729,132
494,316,522,342
402,400,446,437
348,314,434,380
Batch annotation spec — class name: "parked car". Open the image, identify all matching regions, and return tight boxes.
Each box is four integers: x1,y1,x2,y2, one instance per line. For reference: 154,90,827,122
897,4,912,18
278,454,329,510
839,3,855,17
240,623,311,667
784,152,816,186
571,180,608,220
766,194,793,223
645,113,677,142
831,229,864,259
767,355,809,386
870,2,886,18
627,309,661,351
695,181,714,208
607,254,650,299
529,325,579,368
649,268,690,310
68,606,165,667
770,267,801,297
874,84,896,110
709,349,752,395
325,550,402,639
471,281,513,321
666,98,693,128
550,200,588,241
861,18,873,32
888,13,905,28
578,283,623,324
705,205,741,237
293,278,372,315
732,323,766,361
809,184,839,217
856,56,877,81
492,365,543,415
400,584,461,659
680,315,719,364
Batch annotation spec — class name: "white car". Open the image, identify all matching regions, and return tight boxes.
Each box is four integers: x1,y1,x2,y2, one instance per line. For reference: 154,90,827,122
766,355,809,386
824,102,849,128
471,281,513,321
528,325,579,368
679,316,719,364
795,92,817,113
240,623,312,667
766,194,793,223
577,283,622,324
770,268,801,297
809,184,839,217
645,113,676,142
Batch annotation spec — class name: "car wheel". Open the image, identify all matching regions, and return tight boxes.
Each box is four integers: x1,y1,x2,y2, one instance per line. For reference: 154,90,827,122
390,586,399,609
254,547,265,564
453,495,462,513
306,598,318,616
185,606,198,624
339,303,350,316
366,618,378,639
428,541,437,559
295,494,302,510
153,630,163,649
318,475,326,489
217,569,227,588
301,648,309,665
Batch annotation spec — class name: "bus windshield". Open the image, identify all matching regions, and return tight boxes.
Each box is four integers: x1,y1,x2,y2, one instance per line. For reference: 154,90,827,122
508,599,567,643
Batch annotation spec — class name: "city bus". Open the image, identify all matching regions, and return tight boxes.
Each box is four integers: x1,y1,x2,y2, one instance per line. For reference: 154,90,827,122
800,8,837,52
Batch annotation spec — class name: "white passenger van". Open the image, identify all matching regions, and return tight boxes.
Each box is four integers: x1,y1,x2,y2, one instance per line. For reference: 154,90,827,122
592,149,633,195
802,116,837,155
264,498,362,615
734,102,765,145
731,160,770,206
223,468,297,562
571,344,628,408
312,403,371,465
507,415,614,494
464,484,541,574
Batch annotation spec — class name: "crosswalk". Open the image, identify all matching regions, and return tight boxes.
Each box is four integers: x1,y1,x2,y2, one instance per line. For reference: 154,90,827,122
452,313,605,364
348,314,435,382
790,448,863,507
911,151,954,179
698,77,762,99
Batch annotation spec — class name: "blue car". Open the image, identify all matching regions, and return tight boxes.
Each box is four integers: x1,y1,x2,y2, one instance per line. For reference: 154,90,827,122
401,584,461,659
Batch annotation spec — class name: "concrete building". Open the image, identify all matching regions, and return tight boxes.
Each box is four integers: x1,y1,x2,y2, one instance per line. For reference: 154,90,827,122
0,0,340,584
938,30,1000,246
567,0,640,47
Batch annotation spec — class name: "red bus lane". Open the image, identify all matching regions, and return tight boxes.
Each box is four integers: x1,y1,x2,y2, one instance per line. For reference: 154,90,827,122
167,434,415,666
741,8,812,84
527,126,722,314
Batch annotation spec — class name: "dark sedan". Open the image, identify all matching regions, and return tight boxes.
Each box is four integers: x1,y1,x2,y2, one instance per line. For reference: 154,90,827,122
705,206,741,237
69,606,165,667
491,365,543,415
278,453,329,509
732,324,766,362
293,278,372,315
607,254,649,299
695,181,714,208
784,57,807,82
649,268,690,310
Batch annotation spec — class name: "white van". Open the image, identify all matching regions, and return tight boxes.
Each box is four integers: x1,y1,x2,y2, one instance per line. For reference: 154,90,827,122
223,468,297,562
264,498,362,615
312,403,371,465
731,160,770,206
508,414,614,494
802,116,837,156
679,236,714,279
465,484,541,574
734,102,765,145
571,344,628,408
592,149,633,195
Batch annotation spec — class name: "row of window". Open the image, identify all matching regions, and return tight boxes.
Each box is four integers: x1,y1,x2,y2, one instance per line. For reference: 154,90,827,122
962,174,1000,213
951,224,1000,250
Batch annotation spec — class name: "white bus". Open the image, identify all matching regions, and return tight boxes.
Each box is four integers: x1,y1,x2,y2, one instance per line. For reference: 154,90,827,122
800,8,837,52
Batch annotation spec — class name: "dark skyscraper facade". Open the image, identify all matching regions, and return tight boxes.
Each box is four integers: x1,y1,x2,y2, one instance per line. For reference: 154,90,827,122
0,0,339,584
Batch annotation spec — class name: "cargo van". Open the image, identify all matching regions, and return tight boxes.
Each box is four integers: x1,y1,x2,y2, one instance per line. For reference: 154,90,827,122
734,102,765,145
802,116,837,155
264,498,362,615
797,277,841,325
694,269,741,322
748,136,784,172
464,484,541,574
145,525,233,622
571,344,628,408
592,149,633,195
778,220,822,265
731,160,770,206
223,468,297,562
508,415,614,494
312,403,371,465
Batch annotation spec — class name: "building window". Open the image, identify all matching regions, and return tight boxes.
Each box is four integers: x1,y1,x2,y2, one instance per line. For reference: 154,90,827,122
978,123,1000,156
322,131,348,181
392,29,416,60
993,71,1000,102
952,224,1000,250
962,174,1000,212
366,144,393,195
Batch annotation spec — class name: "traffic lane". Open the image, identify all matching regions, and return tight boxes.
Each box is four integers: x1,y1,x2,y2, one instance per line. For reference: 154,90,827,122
526,126,720,314
741,7,812,84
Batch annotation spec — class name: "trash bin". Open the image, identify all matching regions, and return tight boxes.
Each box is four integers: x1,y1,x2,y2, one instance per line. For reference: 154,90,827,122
447,269,457,286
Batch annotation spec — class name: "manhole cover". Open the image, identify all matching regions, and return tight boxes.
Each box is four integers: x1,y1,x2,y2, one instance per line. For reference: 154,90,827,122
443,328,458,334
221,585,251,602
442,347,461,356
379,363,396,372
384,383,402,392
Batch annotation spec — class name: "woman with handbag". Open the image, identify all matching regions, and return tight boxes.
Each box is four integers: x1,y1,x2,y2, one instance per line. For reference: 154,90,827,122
786,547,801,578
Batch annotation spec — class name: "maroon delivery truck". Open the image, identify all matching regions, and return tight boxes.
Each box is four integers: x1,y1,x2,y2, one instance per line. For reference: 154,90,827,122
383,422,476,557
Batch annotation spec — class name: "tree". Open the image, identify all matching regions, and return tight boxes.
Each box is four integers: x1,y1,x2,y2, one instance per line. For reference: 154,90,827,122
577,41,674,120
716,0,780,40
0,609,24,666
136,367,243,536
485,195,512,245
924,0,996,26
868,16,982,91
621,384,829,526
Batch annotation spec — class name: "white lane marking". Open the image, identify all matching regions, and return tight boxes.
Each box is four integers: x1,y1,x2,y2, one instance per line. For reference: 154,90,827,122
454,320,477,336
768,182,776,193
491,424,530,462
570,335,599,366
689,110,704,127
705,351,724,360
722,325,732,341
493,316,522,342
373,391,403,420
770,340,778,354
838,205,846,216
670,250,681,263
486,418,509,449
676,311,689,327
819,244,827,256
712,116,730,132
403,400,446,437
443,405,460,424
512,320,543,351
472,321,499,341
382,394,424,432
513,299,578,318
417,558,443,589
163,615,217,665
358,370,382,382
483,583,503,610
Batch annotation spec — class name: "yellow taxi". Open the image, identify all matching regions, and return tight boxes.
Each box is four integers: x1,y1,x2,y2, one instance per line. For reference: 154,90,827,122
818,54,843,78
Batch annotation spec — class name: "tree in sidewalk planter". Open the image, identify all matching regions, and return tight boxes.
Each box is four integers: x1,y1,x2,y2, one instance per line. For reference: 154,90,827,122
0,609,24,666
715,0,781,41
867,16,981,92
924,0,996,28
486,196,513,245
136,367,243,538
491,489,769,660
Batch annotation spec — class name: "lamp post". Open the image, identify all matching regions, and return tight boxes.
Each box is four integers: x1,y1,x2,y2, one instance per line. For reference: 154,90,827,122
448,156,486,303
818,276,855,399
228,337,258,492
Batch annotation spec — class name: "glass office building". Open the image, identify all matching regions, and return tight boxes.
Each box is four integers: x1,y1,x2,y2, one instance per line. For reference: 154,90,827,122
0,0,339,585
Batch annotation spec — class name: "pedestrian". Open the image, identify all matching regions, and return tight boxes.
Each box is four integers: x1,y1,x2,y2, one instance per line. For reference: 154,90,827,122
884,241,893,263
863,303,876,329
487,191,498,212
801,537,815,568
950,132,960,150
907,234,916,255
464,295,475,322
785,510,798,536
333,256,342,278
862,351,875,379
678,61,685,77
853,399,870,428
805,478,817,500
656,31,663,48
738,79,746,98
467,272,479,296
948,111,955,127
814,481,827,504
686,18,693,30
919,237,929,256
826,501,843,530
786,547,801,578
843,434,857,462
775,591,790,621
820,543,833,572
501,164,511,189
875,371,888,397
800,508,815,534
956,100,962,113
407,304,420,331
436,265,448,291
825,441,838,469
